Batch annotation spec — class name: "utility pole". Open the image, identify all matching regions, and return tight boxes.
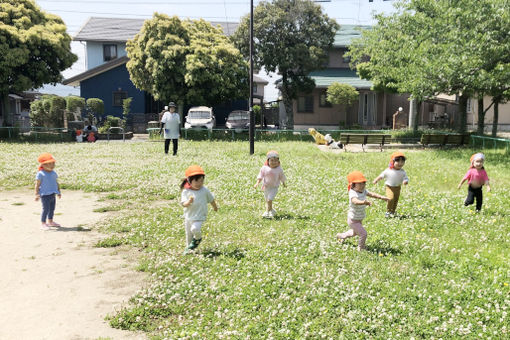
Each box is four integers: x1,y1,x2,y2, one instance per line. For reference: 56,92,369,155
249,0,254,155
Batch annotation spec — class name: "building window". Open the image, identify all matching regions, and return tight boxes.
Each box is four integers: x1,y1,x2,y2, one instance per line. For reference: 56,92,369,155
319,92,332,107
103,44,117,61
298,95,314,113
253,83,258,93
466,98,472,113
112,91,127,107
342,55,351,64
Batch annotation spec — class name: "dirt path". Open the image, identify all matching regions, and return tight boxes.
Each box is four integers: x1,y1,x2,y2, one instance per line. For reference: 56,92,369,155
0,190,146,340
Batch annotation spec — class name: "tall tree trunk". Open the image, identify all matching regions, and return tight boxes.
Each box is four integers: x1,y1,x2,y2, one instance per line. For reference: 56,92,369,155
458,94,468,134
477,97,485,135
413,101,422,132
281,84,294,130
492,97,500,137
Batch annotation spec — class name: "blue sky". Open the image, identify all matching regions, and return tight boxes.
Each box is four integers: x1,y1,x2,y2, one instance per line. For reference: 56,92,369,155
35,0,397,100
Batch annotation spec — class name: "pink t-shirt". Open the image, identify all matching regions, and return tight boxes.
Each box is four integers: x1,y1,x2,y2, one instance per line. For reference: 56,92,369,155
463,168,489,187
257,165,286,189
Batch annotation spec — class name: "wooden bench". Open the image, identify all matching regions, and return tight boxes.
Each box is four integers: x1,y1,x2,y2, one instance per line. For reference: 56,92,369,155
420,134,469,147
339,133,392,152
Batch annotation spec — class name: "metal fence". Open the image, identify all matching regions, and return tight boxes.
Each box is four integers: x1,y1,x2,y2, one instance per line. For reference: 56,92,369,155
0,126,73,142
470,135,510,152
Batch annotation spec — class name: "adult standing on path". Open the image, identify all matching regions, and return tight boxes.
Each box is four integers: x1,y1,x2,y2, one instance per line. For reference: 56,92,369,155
160,102,181,155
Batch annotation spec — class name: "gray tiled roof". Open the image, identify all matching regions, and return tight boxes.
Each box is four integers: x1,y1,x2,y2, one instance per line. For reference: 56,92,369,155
334,24,371,47
74,17,239,42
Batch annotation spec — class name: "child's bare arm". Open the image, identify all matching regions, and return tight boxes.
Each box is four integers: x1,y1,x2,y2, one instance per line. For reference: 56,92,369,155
57,181,61,198
182,196,194,207
486,180,491,192
254,178,262,188
458,178,467,189
372,175,383,184
351,197,371,206
35,180,41,201
211,200,218,211
367,191,390,201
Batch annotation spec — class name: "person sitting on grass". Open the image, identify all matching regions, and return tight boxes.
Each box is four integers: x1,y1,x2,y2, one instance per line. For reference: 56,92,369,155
337,171,389,251
458,153,491,212
180,165,218,254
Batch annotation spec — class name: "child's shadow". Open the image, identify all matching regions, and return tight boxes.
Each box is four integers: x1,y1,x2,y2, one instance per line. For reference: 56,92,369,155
365,242,402,256
273,213,310,221
201,248,246,260
54,226,92,232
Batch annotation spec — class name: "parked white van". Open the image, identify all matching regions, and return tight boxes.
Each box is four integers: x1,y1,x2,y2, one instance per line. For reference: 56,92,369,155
184,106,216,130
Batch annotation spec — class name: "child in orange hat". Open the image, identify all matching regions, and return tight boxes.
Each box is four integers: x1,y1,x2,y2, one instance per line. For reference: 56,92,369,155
373,151,409,217
337,171,389,251
254,150,286,218
35,153,62,230
458,153,490,211
180,165,218,254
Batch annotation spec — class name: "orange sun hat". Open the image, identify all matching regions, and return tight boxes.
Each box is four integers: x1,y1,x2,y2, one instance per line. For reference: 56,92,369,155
37,153,56,170
389,151,406,168
185,165,205,178
346,171,367,191
469,153,485,168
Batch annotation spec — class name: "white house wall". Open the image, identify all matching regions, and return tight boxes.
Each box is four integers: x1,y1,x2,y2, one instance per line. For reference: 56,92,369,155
86,42,127,70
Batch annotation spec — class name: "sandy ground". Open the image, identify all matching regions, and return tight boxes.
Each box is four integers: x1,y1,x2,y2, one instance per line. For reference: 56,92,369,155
0,190,146,340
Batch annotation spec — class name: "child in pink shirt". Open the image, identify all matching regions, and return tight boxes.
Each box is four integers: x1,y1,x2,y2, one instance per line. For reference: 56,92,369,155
458,153,491,211
254,150,286,218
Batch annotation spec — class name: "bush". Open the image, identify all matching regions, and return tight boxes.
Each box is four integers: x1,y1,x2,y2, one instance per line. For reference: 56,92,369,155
30,95,66,128
99,115,126,133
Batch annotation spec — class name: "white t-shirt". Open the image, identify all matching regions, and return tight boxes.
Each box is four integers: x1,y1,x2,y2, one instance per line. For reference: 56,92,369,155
379,168,409,187
181,186,215,221
348,189,367,221
257,165,286,189
161,111,181,139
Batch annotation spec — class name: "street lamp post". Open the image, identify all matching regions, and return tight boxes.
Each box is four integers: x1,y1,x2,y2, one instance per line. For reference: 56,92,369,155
249,0,254,155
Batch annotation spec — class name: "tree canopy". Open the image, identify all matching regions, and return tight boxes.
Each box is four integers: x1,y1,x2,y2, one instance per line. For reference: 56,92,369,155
0,0,76,96
347,0,510,133
126,14,248,107
232,0,338,128
327,83,359,108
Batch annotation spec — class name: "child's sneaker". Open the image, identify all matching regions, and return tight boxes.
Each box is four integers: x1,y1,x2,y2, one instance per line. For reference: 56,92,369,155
187,238,202,250
47,221,61,227
385,212,394,218
262,211,270,218
40,223,50,231
270,209,277,217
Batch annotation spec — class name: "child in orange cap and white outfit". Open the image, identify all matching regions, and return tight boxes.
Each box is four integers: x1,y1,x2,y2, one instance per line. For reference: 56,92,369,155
35,153,62,230
180,165,218,254
373,151,409,217
254,150,286,218
458,153,491,211
337,171,389,251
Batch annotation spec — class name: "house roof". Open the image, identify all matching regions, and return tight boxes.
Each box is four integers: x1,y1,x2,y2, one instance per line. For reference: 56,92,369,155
333,25,371,48
74,17,239,42
253,74,268,85
309,68,373,89
63,56,129,86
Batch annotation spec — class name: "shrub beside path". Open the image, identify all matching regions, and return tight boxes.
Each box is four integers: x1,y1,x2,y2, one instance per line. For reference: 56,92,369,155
0,190,145,340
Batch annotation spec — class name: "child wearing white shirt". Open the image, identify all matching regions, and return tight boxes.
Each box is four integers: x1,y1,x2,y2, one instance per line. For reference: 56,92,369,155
373,152,409,217
180,165,218,254
254,150,286,218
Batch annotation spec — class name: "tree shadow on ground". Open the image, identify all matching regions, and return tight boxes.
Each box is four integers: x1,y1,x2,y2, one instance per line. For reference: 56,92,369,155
366,241,403,256
201,247,246,260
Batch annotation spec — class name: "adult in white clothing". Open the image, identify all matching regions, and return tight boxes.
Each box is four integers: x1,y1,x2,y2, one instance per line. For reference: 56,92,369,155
160,102,181,155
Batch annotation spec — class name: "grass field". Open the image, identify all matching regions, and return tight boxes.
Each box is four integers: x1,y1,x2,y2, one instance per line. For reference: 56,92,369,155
1,141,509,339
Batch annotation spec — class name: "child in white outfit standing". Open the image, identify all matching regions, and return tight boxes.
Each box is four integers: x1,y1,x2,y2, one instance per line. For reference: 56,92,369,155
180,165,218,254
373,151,409,217
337,171,389,251
254,150,286,218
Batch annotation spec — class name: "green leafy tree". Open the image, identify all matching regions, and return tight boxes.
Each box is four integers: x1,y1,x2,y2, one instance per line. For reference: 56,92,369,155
126,14,248,108
327,82,359,107
0,0,77,124
85,98,104,123
29,95,66,128
122,97,132,116
348,0,510,134
232,0,339,129
65,95,85,121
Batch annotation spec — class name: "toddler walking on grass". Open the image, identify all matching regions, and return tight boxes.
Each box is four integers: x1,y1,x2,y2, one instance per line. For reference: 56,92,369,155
35,153,61,230
373,151,409,217
458,153,491,211
337,171,389,251
180,165,218,254
254,150,286,218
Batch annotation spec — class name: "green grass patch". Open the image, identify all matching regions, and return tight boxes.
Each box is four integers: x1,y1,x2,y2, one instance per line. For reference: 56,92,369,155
1,140,509,338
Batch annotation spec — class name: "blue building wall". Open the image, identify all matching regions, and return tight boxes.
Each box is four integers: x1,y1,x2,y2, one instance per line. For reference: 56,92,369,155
86,42,127,70
81,63,145,117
